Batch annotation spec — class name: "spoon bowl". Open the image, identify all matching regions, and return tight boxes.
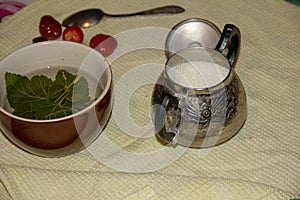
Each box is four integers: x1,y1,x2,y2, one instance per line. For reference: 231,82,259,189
63,9,104,28
62,5,185,28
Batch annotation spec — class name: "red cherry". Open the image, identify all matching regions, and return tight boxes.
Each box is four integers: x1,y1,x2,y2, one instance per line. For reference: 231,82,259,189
62,26,84,43
89,34,117,57
39,15,62,40
32,36,48,43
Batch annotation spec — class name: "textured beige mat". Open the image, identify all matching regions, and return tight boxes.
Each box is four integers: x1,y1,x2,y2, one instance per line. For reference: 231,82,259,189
0,0,300,199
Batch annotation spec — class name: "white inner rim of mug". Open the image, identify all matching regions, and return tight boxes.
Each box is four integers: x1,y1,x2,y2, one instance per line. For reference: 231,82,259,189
0,41,112,123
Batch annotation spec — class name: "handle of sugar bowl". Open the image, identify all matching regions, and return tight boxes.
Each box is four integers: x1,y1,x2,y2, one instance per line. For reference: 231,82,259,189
154,94,180,145
215,24,241,67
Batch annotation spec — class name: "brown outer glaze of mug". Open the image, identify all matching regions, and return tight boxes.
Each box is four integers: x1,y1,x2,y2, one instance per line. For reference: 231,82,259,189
0,82,112,157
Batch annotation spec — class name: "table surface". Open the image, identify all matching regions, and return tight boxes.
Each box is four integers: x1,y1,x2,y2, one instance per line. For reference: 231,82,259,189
0,0,300,199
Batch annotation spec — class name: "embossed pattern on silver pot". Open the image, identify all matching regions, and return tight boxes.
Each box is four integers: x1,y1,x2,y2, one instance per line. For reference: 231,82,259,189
152,71,247,148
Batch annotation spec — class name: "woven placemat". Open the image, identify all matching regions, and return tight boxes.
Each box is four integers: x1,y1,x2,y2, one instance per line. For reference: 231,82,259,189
0,0,299,199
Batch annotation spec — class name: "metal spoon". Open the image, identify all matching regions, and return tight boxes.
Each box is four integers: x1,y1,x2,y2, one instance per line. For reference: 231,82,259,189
62,5,185,28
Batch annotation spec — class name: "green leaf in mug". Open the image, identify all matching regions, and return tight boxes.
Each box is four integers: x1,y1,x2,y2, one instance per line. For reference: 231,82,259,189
5,70,94,120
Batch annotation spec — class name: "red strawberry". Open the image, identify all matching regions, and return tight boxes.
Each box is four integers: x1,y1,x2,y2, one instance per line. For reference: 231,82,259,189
89,34,117,57
62,26,84,43
39,15,62,40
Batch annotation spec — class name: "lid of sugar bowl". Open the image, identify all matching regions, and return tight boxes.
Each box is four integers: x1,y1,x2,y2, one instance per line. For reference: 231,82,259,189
165,18,221,59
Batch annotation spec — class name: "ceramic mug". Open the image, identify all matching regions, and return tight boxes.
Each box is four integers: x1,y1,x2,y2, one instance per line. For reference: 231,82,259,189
152,23,247,148
0,41,112,157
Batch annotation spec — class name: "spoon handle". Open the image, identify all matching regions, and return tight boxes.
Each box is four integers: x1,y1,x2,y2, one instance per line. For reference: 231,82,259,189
106,5,185,17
